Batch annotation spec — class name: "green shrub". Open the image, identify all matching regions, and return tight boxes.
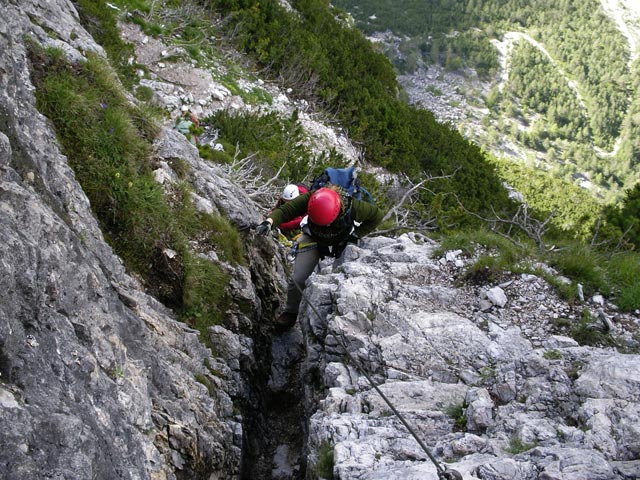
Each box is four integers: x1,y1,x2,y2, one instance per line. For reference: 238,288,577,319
314,441,334,480
212,0,512,220
198,145,235,164
75,0,140,89
542,274,579,303
194,373,215,396
169,158,190,179
462,255,508,285
435,228,530,259
181,210,245,265
434,228,533,284
135,85,154,102
208,109,324,182
436,228,640,313
446,403,467,430
543,349,563,360
31,48,177,284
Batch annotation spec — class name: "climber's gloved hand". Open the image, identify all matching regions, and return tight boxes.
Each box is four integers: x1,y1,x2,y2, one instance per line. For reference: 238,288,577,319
255,220,272,236
346,234,359,246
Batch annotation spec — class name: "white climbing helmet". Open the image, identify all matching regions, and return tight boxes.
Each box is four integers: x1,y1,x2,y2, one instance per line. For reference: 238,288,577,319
281,184,300,201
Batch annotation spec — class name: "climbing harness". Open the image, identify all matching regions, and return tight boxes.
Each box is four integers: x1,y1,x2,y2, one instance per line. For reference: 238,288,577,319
290,277,463,480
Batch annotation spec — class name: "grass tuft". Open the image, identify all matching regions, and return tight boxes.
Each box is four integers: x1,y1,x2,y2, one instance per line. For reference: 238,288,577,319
505,435,537,455
570,309,618,348
446,403,467,430
606,252,640,310
314,441,335,480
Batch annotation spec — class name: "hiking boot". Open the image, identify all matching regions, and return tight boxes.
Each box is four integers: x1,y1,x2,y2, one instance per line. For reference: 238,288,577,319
274,311,297,331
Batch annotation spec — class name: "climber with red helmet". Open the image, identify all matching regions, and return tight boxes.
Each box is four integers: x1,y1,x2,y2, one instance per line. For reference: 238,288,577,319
270,183,309,238
256,185,385,330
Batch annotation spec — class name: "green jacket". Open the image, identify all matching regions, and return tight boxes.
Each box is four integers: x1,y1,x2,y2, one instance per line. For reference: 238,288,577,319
268,192,384,244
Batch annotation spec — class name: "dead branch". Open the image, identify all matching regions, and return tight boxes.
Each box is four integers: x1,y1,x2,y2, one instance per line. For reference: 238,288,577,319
219,145,287,210
376,171,454,235
456,194,554,250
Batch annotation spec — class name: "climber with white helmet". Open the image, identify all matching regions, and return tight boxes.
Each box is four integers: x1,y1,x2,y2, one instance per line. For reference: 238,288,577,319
281,184,302,201
256,185,384,330
269,183,309,239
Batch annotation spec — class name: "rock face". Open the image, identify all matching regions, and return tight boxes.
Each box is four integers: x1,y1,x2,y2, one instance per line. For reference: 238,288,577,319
301,235,640,479
0,2,263,479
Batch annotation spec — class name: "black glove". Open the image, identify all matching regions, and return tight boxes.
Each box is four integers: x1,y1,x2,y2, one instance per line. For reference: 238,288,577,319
255,220,272,236
347,234,359,245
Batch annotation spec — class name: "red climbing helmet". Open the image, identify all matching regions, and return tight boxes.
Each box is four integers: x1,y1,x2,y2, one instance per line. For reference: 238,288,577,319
307,188,341,226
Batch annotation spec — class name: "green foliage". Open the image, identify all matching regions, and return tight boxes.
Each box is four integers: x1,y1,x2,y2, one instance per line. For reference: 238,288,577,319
435,227,529,258
435,227,640,312
218,75,273,104
181,252,231,335
506,41,589,144
177,200,246,265
605,252,640,310
314,441,335,480
336,0,636,195
108,365,126,380
354,170,388,211
604,182,640,251
570,309,619,347
31,48,176,288
135,85,154,101
194,373,215,396
198,145,235,164
505,436,537,455
462,255,510,285
542,273,579,303
479,366,496,381
436,228,534,283
543,349,562,360
443,30,500,78
446,403,467,430
168,158,190,179
489,154,601,240
74,0,140,89
546,243,610,297
209,109,323,181
425,85,443,96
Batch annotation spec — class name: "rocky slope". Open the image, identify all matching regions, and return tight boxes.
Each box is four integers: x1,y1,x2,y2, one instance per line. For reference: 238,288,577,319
1,1,639,480
298,236,640,479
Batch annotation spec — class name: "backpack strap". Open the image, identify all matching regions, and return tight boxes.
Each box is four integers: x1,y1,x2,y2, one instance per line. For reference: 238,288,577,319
359,185,374,203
